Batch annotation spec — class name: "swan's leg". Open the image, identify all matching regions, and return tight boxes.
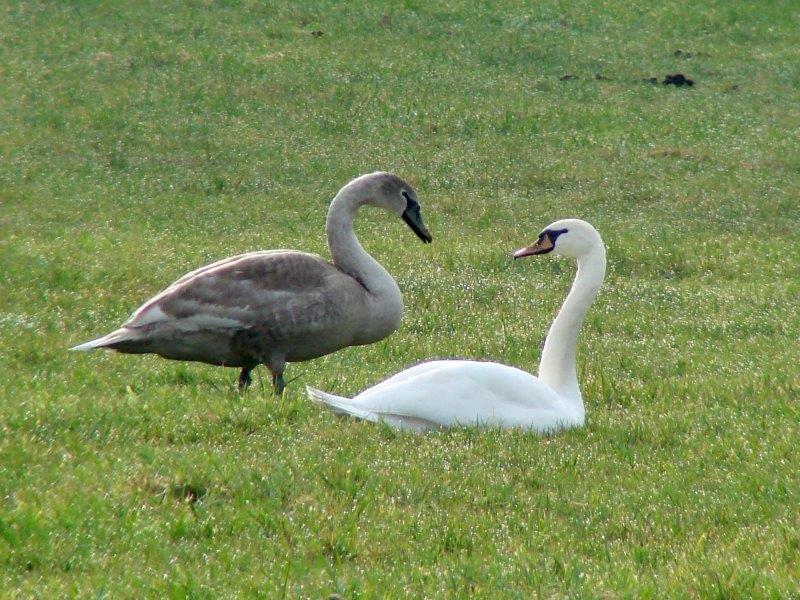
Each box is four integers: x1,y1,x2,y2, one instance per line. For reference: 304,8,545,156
272,372,286,396
238,367,254,393
264,355,287,396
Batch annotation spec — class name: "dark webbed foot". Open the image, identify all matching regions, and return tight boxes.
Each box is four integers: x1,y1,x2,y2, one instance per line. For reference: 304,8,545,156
238,367,253,393
272,373,285,396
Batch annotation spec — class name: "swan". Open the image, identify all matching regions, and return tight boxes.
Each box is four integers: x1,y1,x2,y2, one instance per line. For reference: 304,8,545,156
71,172,432,394
306,218,605,432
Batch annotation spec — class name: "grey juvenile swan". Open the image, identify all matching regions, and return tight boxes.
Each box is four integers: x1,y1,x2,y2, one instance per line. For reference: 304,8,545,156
71,172,432,394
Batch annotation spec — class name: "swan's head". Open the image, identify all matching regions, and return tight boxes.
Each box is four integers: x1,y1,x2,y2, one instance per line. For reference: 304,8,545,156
347,172,432,243
513,219,602,260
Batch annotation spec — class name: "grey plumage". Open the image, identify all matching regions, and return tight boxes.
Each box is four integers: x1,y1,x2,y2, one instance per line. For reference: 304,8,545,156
71,172,432,393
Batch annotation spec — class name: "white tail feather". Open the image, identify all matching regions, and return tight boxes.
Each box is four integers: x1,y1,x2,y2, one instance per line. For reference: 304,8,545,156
305,386,435,433
69,329,129,351
305,386,375,421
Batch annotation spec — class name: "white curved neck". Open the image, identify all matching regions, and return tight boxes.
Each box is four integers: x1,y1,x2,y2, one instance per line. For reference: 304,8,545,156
325,185,403,304
538,246,606,404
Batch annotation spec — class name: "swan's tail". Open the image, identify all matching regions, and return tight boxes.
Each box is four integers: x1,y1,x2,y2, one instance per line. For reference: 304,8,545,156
305,386,375,421
70,328,131,351
306,386,434,433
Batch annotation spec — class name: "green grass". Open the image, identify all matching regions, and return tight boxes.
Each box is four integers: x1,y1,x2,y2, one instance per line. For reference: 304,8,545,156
1,0,799,596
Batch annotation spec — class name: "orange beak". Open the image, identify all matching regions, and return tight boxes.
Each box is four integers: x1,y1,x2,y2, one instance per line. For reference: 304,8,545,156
512,234,554,259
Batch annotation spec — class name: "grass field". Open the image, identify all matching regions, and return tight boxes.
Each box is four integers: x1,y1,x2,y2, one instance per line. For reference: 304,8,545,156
2,0,799,596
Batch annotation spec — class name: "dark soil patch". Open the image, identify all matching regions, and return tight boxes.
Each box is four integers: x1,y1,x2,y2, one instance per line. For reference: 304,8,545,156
663,73,694,87
643,74,695,87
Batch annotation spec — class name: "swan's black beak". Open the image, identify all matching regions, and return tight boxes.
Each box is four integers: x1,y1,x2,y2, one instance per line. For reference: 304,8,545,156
402,200,432,243
513,232,554,259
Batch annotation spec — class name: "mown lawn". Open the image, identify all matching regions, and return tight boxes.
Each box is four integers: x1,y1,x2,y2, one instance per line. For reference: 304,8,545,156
1,0,798,596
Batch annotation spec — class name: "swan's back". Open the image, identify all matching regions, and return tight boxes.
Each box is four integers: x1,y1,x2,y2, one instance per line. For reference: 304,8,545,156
128,251,356,329
95,250,373,366
345,360,583,432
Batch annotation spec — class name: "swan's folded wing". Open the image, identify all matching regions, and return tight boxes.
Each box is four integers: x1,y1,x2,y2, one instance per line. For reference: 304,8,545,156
354,366,506,427
357,360,457,396
351,361,567,430
122,251,352,333
157,250,293,292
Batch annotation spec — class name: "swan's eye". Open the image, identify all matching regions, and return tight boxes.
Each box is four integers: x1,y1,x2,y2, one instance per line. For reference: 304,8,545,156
401,190,418,210
547,228,569,244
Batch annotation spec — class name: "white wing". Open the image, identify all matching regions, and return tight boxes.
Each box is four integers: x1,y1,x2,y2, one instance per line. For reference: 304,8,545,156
346,360,579,432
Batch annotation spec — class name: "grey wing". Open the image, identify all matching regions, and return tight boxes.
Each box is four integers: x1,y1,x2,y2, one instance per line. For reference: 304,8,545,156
162,250,292,292
124,251,361,337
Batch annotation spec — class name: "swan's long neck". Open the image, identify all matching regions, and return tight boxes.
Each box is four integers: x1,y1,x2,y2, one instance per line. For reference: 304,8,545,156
538,246,606,404
325,185,404,331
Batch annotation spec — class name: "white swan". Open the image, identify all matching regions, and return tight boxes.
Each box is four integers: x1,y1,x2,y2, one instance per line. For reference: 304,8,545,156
306,218,605,432
71,172,432,394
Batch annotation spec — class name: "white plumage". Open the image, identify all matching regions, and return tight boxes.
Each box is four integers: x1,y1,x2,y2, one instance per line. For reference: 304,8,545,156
307,219,606,433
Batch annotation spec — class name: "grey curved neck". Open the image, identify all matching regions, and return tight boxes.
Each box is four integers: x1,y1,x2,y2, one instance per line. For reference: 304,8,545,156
325,184,403,306
538,247,606,406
